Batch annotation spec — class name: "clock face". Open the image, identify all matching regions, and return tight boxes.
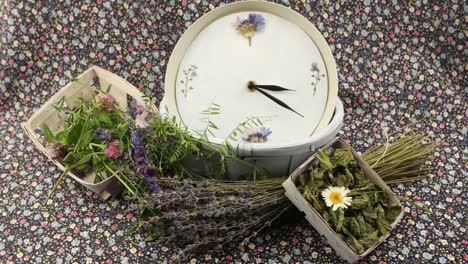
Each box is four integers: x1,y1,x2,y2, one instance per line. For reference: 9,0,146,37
166,2,337,146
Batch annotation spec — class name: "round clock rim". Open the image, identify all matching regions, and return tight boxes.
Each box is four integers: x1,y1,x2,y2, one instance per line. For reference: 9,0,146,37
164,0,338,147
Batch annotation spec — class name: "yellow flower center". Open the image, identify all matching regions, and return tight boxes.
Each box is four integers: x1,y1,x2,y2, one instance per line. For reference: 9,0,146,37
239,24,255,38
329,192,344,204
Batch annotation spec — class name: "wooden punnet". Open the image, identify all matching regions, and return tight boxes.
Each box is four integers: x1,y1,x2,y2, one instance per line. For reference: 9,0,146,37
23,66,154,199
282,138,404,263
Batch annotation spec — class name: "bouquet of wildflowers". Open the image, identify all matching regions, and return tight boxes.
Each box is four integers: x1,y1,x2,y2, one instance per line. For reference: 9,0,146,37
40,85,215,199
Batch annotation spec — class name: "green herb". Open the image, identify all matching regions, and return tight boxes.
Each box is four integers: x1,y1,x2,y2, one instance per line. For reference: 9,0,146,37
296,146,401,254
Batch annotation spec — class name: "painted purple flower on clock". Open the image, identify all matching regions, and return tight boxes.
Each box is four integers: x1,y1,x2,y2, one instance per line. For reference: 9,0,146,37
242,127,272,143
234,13,265,47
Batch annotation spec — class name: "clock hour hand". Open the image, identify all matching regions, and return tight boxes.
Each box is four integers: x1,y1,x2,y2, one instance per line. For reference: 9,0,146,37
254,87,304,118
247,82,295,92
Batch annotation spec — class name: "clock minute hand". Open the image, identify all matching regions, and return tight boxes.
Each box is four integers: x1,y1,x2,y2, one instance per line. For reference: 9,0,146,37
255,87,304,118
249,83,295,92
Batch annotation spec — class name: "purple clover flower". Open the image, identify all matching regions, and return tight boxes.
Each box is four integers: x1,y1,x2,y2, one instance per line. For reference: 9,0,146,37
105,140,122,158
242,127,272,143
96,93,115,112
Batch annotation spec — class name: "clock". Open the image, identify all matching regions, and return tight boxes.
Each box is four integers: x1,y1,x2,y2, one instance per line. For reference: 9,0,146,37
164,0,338,150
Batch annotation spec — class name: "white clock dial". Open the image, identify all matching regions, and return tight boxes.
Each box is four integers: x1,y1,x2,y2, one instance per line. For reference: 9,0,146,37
175,11,328,144
165,1,338,148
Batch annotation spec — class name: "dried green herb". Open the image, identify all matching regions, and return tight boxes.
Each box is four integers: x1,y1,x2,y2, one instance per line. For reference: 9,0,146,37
297,146,402,255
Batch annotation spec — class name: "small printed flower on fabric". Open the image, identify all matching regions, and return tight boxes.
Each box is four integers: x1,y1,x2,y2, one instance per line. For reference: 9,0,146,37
321,186,352,211
242,127,272,143
234,13,265,46
105,140,122,158
96,93,116,112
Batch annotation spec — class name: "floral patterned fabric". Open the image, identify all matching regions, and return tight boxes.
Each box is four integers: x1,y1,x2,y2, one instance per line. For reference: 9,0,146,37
0,0,466,263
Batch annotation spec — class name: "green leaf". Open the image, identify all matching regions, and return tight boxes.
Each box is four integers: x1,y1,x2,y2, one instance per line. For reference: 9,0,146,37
118,123,128,140
349,217,361,237
78,130,93,149
65,121,84,145
362,206,378,219
73,151,93,168
376,217,392,235
55,130,68,142
333,148,356,167
208,121,218,129
336,208,345,232
346,235,364,255
315,150,334,170
358,230,379,248
385,204,402,223
40,123,56,142
350,195,369,210
97,112,113,125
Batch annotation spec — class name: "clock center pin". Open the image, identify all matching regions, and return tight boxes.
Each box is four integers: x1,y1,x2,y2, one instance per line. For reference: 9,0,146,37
247,81,257,92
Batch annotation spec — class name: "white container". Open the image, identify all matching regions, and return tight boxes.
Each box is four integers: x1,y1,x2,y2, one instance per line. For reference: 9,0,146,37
23,66,155,199
159,97,344,179
282,138,404,263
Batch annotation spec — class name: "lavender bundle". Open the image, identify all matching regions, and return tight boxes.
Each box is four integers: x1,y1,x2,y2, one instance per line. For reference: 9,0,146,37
135,177,289,259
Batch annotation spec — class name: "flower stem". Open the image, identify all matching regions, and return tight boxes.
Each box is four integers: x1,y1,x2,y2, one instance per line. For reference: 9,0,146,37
42,168,70,208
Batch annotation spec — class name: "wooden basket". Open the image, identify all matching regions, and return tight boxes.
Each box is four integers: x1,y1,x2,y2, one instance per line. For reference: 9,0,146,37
23,66,153,199
282,138,404,263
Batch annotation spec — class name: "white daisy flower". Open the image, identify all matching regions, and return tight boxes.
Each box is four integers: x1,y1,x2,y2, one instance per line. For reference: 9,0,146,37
321,186,353,211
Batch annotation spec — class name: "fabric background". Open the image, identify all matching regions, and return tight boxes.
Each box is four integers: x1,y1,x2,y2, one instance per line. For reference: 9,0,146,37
0,0,466,263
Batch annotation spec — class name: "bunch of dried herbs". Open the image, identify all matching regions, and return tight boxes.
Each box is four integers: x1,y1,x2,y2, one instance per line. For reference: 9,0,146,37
134,177,290,260
295,146,402,254
362,127,437,184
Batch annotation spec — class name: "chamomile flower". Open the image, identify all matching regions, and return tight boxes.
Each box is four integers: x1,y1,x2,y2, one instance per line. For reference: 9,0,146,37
321,186,353,211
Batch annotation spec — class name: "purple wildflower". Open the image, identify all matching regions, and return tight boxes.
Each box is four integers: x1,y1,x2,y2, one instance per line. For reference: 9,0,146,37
105,140,122,158
131,100,154,128
131,100,145,117
131,129,148,165
96,93,115,112
242,127,272,143
234,13,265,46
95,128,109,141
